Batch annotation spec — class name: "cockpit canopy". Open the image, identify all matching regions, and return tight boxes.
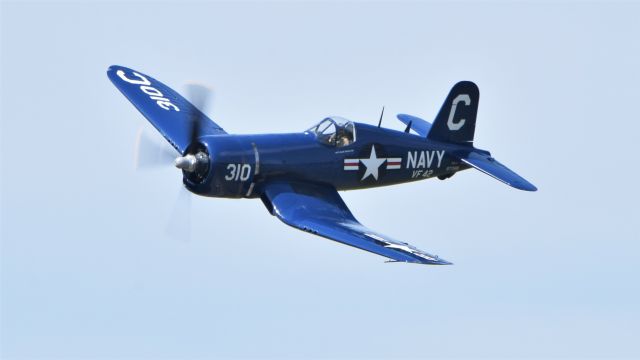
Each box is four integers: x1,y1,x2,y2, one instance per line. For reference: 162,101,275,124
307,117,356,147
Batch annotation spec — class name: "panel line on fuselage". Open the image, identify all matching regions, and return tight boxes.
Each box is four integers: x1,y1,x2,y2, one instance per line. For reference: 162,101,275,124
245,142,261,197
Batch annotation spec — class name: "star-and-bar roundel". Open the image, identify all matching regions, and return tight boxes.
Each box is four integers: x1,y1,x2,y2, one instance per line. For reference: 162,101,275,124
343,144,402,181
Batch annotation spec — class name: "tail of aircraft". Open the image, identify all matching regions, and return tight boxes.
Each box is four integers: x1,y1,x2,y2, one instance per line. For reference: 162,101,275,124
427,81,479,145
427,81,536,191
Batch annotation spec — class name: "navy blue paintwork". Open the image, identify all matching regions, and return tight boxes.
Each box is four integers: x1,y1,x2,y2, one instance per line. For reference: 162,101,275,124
427,81,479,145
108,65,537,265
107,65,226,153
263,182,451,265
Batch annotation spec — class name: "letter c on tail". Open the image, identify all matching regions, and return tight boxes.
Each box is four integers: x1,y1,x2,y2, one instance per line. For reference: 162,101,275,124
447,94,471,131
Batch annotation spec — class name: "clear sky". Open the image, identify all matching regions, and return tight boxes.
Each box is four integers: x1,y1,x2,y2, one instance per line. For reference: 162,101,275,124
1,1,639,359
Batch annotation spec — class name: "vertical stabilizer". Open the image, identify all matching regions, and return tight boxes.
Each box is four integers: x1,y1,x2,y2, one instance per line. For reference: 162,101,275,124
427,81,479,145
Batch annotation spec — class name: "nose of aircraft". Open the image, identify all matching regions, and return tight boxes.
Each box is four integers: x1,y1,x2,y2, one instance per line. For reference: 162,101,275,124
175,154,198,172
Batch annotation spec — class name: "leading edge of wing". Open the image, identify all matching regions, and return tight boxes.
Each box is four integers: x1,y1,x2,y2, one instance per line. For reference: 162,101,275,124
261,181,452,265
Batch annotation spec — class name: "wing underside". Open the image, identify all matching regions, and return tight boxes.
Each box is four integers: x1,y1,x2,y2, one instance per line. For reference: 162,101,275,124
262,182,451,265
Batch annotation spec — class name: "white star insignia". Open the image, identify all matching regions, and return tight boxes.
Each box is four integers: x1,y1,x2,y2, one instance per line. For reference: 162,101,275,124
360,145,386,181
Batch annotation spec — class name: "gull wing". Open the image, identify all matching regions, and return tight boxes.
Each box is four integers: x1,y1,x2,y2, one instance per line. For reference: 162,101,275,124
261,182,451,265
107,65,226,153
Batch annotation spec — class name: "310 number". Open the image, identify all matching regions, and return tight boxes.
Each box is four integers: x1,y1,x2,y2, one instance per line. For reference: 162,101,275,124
225,163,252,181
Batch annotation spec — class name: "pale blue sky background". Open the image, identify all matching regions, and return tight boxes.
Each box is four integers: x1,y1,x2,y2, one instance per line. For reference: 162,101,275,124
1,1,639,359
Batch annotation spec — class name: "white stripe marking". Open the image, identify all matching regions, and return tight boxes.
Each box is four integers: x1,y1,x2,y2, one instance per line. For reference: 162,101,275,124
246,182,255,197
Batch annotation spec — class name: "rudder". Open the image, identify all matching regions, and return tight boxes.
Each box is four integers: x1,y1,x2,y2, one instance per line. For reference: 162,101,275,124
427,81,479,145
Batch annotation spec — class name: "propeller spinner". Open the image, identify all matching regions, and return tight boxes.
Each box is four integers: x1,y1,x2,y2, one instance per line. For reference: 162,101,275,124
134,82,214,174
132,82,215,242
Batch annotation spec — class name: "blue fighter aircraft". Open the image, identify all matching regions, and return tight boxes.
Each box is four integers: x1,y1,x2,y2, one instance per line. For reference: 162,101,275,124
108,65,536,265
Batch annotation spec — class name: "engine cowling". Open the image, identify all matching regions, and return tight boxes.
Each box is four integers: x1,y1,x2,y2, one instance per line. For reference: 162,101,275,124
183,136,257,198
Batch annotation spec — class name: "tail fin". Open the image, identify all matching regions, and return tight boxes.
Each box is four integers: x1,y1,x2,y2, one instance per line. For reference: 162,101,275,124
427,81,479,145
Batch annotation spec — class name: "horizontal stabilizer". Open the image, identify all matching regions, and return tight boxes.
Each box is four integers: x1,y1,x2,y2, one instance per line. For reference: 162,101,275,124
458,151,537,191
397,114,432,137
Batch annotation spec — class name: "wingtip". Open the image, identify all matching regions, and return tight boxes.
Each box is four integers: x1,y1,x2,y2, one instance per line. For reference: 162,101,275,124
514,181,538,192
432,258,453,265
107,65,134,76
386,258,453,265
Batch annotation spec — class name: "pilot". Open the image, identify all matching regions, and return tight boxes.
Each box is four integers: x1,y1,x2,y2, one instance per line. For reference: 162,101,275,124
337,128,352,147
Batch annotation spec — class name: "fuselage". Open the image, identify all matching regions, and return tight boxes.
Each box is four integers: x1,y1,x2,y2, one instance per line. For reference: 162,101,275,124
186,122,472,198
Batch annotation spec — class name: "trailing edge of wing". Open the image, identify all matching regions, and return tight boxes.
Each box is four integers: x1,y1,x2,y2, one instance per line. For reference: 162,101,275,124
107,65,226,153
261,181,451,265
458,150,537,191
396,114,432,137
